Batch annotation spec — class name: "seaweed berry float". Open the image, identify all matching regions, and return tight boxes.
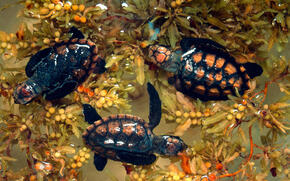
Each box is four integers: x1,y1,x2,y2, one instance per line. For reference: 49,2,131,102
13,27,106,104
82,83,187,171
148,38,263,101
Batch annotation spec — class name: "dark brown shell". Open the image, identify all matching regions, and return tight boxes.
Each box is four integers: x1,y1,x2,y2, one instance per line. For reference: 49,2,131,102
82,114,153,161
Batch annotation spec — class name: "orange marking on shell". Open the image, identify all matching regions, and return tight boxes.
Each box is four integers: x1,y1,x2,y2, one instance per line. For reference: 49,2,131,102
192,52,203,63
220,80,227,88
156,53,166,63
185,80,192,89
90,63,96,70
94,120,102,126
118,114,126,119
92,55,99,62
233,78,242,88
87,41,95,46
173,138,179,144
225,63,237,75
215,58,225,68
205,54,215,67
245,73,250,79
68,44,77,50
96,124,107,136
228,77,235,85
82,130,89,137
246,81,251,88
206,73,214,85
157,47,168,53
223,90,231,95
123,125,133,136
108,121,120,135
147,129,152,136
208,88,220,96
56,45,67,55
194,85,206,94
70,38,78,43
215,72,223,81
165,50,171,56
93,47,98,54
136,124,145,136
87,124,95,131
196,67,205,79
109,115,117,120
240,66,246,72
130,115,140,121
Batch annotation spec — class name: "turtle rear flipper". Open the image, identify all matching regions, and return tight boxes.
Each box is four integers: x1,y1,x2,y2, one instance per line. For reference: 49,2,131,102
242,62,263,78
83,104,102,124
147,83,161,130
118,151,156,165
94,153,107,171
26,48,52,77
180,38,229,57
44,80,78,100
69,26,85,39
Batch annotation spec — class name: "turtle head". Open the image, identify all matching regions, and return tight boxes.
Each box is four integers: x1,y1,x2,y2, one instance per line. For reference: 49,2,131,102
13,79,42,104
153,135,187,156
148,45,181,74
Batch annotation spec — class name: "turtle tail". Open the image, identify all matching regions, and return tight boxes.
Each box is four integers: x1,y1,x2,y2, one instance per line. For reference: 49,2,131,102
94,57,107,74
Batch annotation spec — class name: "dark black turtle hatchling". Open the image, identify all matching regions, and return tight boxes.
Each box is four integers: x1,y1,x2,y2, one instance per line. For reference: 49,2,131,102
148,38,263,101
13,27,106,104
82,83,187,171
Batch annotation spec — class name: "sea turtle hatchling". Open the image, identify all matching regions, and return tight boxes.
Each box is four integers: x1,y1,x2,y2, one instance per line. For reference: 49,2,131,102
82,83,187,171
148,38,263,101
13,27,106,104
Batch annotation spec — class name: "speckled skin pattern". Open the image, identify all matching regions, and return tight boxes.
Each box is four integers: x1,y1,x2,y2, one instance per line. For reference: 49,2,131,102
148,38,262,101
13,38,105,104
83,114,153,161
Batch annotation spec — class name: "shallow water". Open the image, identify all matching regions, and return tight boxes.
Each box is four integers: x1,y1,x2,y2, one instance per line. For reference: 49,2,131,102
0,1,289,181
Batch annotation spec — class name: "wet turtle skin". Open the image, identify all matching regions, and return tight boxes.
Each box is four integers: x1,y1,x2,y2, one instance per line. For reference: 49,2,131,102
83,114,153,161
13,28,106,104
148,38,263,101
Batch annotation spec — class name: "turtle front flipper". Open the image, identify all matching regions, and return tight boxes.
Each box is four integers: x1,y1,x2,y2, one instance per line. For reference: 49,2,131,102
44,80,78,100
94,153,107,171
83,104,102,124
26,48,52,77
180,38,229,56
118,151,156,165
69,26,85,39
147,83,161,130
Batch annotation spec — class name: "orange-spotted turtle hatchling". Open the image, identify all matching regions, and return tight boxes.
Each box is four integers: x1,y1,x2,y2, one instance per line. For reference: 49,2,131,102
82,83,187,171
13,27,106,104
148,38,263,101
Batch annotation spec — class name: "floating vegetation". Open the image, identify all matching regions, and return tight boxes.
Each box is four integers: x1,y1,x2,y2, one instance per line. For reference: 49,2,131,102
0,0,289,180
